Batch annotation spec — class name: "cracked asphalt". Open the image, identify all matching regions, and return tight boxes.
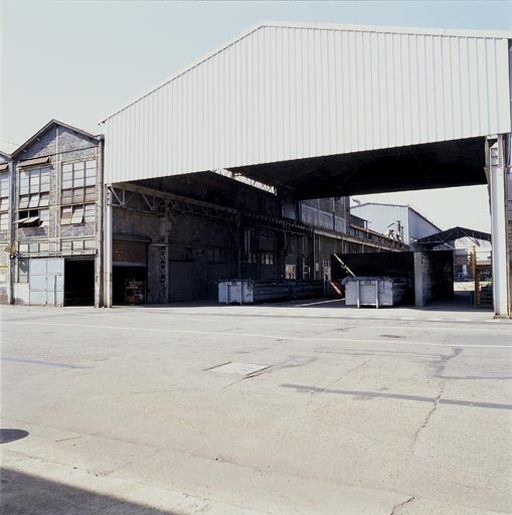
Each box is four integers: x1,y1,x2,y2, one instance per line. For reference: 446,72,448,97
1,301,511,514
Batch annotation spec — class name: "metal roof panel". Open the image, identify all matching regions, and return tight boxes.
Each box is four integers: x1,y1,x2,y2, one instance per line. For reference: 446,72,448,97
102,22,511,184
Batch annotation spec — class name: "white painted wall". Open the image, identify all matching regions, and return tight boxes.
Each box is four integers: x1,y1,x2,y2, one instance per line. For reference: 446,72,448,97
351,203,441,244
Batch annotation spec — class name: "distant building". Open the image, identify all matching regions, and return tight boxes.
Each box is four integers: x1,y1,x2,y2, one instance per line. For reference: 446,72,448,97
415,228,492,280
351,202,442,246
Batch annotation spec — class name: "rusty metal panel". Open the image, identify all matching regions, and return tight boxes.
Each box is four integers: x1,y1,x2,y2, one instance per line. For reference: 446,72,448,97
102,22,512,184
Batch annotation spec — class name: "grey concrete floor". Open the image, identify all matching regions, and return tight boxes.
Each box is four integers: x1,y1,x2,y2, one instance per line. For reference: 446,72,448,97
1,300,511,514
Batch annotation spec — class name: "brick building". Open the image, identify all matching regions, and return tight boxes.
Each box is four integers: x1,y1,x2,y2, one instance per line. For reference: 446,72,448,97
2,120,400,307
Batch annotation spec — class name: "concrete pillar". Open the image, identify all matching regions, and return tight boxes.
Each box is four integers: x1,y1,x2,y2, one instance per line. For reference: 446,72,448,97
103,186,113,308
488,136,510,318
414,251,431,307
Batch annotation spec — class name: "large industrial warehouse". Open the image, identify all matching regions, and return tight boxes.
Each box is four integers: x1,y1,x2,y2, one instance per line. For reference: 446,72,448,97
101,21,512,316
1,21,511,315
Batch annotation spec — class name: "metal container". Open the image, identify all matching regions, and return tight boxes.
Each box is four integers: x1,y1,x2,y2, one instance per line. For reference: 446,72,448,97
218,280,254,304
344,277,408,308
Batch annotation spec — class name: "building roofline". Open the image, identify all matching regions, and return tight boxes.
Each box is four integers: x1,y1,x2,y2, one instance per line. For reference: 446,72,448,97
352,201,443,232
12,119,104,159
100,22,265,124
415,226,492,246
260,20,512,39
100,21,512,125
352,201,410,210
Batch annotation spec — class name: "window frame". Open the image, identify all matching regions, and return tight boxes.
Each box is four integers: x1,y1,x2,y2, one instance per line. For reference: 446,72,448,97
61,203,95,225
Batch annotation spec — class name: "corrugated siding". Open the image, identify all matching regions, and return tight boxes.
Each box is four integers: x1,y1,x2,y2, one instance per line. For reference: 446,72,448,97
352,204,408,240
103,24,512,183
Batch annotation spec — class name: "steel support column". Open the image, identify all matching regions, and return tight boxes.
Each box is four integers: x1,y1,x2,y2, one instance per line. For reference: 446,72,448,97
7,160,15,304
95,137,105,308
488,136,510,317
104,186,113,308
157,215,169,304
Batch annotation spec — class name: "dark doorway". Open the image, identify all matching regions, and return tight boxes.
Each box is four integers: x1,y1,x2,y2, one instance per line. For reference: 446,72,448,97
113,266,147,305
65,259,94,306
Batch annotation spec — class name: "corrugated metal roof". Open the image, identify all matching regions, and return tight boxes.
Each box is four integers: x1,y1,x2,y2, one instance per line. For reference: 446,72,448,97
102,21,512,184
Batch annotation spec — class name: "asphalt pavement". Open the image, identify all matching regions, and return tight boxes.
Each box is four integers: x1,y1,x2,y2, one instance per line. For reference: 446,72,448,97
1,299,511,514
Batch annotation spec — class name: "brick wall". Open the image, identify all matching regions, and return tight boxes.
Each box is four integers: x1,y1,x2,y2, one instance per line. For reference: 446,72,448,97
15,126,101,259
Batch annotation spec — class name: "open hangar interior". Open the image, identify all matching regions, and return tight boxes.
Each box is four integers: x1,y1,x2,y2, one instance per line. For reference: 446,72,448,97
108,171,355,305
102,22,512,316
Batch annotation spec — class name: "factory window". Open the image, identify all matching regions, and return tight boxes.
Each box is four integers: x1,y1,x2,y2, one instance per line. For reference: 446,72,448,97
62,160,96,188
242,252,258,264
18,166,51,211
244,228,259,253
18,258,29,283
18,208,48,228
0,172,9,198
62,160,96,205
18,192,49,209
61,203,95,225
0,172,8,231
0,212,8,231
60,239,93,252
207,248,227,263
261,253,275,265
19,167,50,195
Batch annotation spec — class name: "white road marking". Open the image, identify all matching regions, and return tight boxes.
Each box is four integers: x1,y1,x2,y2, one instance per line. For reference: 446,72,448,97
4,321,512,349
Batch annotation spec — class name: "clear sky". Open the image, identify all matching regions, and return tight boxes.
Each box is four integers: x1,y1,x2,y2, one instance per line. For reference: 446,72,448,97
1,0,511,232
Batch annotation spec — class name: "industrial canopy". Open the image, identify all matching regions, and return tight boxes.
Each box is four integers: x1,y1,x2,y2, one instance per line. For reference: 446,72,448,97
101,21,512,198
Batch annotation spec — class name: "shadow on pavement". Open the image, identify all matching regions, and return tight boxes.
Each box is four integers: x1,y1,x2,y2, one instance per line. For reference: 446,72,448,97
280,384,512,410
0,468,180,515
0,429,29,445
110,290,494,314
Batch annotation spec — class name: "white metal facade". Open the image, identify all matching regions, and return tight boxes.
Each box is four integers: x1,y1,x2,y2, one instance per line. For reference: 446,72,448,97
101,22,512,183
351,203,441,244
